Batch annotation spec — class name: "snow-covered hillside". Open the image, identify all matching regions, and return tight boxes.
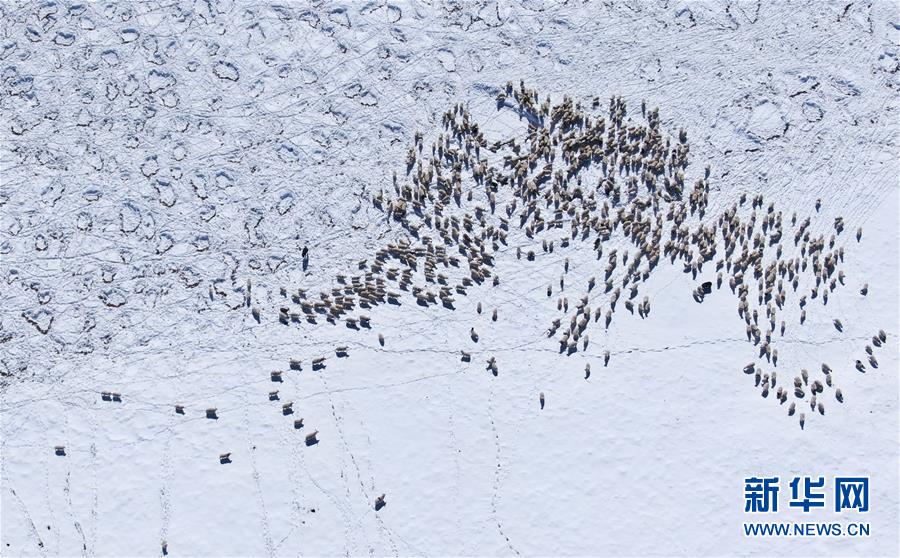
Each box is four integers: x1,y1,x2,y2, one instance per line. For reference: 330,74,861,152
1,1,898,556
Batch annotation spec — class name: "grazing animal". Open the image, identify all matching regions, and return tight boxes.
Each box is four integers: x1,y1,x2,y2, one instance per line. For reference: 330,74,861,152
269,86,878,429
486,356,498,376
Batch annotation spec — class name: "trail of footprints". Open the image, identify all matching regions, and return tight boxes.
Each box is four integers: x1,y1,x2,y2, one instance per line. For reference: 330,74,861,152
60,85,892,546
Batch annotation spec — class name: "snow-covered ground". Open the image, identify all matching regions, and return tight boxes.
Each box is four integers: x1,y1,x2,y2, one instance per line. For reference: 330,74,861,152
1,1,898,556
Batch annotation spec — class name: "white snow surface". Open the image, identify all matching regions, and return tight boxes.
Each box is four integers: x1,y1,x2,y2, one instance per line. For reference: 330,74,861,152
1,1,899,557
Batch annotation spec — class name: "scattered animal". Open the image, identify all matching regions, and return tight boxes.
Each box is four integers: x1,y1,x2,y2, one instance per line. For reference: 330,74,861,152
305,431,319,446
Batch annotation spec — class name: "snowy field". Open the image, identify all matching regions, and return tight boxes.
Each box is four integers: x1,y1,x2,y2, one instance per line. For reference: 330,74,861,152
1,1,898,557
